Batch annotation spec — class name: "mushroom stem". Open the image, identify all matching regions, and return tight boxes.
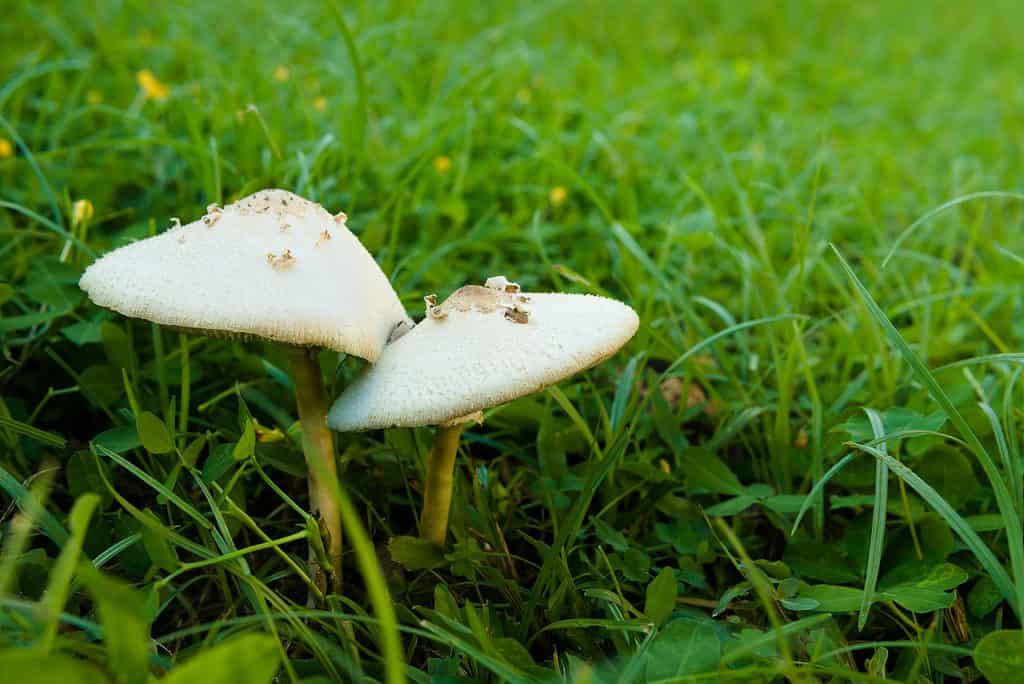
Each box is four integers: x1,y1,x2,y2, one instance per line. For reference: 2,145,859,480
287,346,343,594
419,423,466,546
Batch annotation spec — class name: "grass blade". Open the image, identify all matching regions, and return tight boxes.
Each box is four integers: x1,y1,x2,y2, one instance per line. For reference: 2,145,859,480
790,453,855,536
520,427,633,639
314,463,405,684
548,385,600,456
419,615,530,684
93,443,212,530
831,243,1024,620
1004,367,1024,509
0,463,68,546
93,534,142,569
931,353,1024,373
327,2,368,156
40,493,100,650
848,441,1016,610
659,314,806,381
858,408,888,630
719,614,833,666
610,352,644,433
881,191,1024,268
979,402,1019,512
0,114,62,223
0,415,66,448
0,470,57,593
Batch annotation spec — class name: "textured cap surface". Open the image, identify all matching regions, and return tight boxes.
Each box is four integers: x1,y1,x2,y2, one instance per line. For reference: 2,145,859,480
328,281,639,430
79,189,410,361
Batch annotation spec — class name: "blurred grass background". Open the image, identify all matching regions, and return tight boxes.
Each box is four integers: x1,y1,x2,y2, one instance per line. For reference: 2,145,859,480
3,1,1024,682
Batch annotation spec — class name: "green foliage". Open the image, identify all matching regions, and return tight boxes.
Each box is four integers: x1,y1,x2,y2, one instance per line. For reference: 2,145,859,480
0,650,109,683
3,1,1024,682
644,619,720,680
160,634,279,684
643,567,677,627
388,535,446,571
974,630,1024,684
78,565,153,684
232,394,256,462
136,411,173,454
39,493,99,648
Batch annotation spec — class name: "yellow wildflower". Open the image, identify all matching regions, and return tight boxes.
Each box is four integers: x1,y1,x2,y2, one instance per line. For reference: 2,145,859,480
137,69,169,101
273,65,290,83
0,138,12,159
433,155,452,173
72,199,95,226
313,96,328,112
86,90,103,105
252,417,285,443
515,87,532,105
549,186,568,206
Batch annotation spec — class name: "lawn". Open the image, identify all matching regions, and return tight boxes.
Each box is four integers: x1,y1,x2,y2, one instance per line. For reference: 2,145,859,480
2,1,1024,681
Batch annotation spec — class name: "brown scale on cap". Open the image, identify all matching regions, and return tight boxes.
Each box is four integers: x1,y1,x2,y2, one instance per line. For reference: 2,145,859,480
266,249,296,270
484,275,521,293
202,203,223,227
504,306,530,324
230,189,326,222
442,285,504,313
428,279,532,324
424,293,444,319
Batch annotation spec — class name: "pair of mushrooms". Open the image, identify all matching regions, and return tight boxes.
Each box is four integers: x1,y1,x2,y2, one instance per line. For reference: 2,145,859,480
79,189,638,593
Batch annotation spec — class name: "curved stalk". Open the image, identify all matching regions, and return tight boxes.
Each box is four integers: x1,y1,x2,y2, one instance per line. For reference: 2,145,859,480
420,423,465,546
287,346,342,594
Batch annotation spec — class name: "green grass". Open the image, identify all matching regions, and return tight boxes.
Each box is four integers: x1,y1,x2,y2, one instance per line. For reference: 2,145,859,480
3,0,1024,681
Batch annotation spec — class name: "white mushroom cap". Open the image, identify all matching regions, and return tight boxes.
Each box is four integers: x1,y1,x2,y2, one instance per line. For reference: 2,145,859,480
79,189,410,361
327,280,639,430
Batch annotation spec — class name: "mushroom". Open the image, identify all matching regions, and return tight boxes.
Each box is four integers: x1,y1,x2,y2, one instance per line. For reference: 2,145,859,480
79,189,411,593
327,276,639,546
